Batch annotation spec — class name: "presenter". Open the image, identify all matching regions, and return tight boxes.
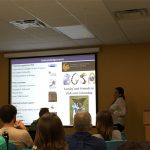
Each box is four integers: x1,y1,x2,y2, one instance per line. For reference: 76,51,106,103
109,87,126,132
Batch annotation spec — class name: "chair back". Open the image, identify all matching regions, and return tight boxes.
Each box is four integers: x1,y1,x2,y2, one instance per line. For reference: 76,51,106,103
106,140,126,150
0,136,7,150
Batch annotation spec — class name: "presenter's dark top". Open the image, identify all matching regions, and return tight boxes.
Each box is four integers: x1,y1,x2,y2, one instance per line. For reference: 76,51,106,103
66,131,106,150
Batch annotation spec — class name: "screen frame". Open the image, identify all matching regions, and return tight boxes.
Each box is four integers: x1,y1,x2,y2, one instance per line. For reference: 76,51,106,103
9,52,98,127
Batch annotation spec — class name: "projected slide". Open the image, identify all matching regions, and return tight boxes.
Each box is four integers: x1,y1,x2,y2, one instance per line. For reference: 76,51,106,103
10,54,96,126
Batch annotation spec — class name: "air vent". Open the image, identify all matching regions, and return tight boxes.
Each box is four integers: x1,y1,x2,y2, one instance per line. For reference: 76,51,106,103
114,8,148,20
10,19,49,30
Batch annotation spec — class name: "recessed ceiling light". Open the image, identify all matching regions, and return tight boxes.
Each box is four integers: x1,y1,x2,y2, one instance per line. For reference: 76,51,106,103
54,25,95,39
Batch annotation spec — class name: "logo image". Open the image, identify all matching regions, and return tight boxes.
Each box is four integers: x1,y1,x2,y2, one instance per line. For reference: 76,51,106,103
62,63,70,71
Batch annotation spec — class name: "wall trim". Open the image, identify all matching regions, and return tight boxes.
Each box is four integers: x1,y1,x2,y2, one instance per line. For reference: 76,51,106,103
4,48,99,58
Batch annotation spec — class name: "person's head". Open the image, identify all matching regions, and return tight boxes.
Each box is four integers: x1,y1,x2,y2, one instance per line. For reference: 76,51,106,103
39,108,49,117
96,110,113,140
117,141,150,150
74,111,92,132
114,87,125,100
0,105,17,123
34,112,66,150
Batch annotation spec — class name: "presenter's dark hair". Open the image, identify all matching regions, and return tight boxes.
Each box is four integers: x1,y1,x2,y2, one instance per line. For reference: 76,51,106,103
115,87,125,100
0,104,17,123
34,112,67,150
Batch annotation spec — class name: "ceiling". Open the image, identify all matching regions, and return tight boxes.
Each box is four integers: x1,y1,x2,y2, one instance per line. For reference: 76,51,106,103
0,0,150,52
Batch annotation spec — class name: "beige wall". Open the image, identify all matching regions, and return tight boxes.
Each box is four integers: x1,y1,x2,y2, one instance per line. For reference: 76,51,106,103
1,43,150,140
0,53,9,128
98,44,150,140
0,53,9,105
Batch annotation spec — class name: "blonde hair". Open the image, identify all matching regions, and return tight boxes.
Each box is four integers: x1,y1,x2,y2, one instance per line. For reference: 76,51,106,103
96,111,113,140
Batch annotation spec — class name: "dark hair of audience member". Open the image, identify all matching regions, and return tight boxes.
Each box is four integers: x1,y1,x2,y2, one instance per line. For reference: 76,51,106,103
0,104,17,123
34,112,67,150
96,110,113,140
39,108,49,117
117,141,150,150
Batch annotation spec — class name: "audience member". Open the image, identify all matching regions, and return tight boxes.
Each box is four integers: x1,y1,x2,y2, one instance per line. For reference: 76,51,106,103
93,110,121,140
109,87,126,132
29,107,49,132
28,108,49,140
0,104,33,150
33,112,67,150
66,111,106,150
117,141,150,150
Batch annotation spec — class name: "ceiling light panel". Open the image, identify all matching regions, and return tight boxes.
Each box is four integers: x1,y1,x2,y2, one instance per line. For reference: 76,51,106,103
54,25,95,39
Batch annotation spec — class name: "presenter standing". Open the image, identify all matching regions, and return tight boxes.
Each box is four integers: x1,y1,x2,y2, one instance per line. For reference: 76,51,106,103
109,87,126,132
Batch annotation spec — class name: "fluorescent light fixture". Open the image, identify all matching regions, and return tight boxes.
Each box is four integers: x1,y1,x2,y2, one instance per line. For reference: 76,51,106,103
54,25,95,39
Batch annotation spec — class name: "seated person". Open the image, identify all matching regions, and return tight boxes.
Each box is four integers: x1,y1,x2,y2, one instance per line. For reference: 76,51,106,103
32,112,67,150
0,104,33,150
66,111,106,150
93,110,121,140
29,107,49,132
117,141,150,150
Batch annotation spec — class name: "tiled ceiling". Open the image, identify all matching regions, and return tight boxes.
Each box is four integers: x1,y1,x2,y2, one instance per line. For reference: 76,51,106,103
0,0,150,52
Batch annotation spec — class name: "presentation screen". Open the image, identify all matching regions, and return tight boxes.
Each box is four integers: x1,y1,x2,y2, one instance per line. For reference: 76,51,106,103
10,54,97,126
